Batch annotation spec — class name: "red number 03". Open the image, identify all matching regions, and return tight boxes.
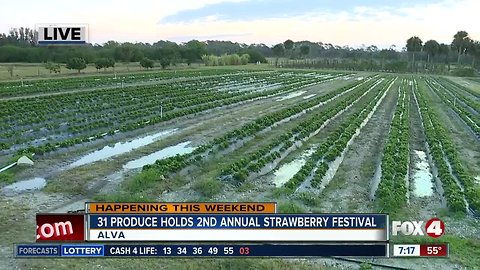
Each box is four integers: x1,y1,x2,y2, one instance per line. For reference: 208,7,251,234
239,247,250,255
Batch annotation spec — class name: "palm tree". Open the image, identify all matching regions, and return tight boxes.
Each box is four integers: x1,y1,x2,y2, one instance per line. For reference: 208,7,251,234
272,43,285,67
451,31,471,64
423,40,439,63
468,40,480,69
283,39,294,59
423,40,439,71
406,36,423,73
438,43,451,71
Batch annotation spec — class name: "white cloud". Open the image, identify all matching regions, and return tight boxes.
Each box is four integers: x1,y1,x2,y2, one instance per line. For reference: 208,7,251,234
156,0,480,48
0,0,478,47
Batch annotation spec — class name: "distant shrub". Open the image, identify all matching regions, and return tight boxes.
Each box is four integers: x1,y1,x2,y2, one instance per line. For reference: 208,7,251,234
202,54,250,66
0,172,15,183
193,179,223,198
452,67,475,77
123,168,160,192
295,192,322,207
140,57,155,69
360,262,373,270
277,201,306,213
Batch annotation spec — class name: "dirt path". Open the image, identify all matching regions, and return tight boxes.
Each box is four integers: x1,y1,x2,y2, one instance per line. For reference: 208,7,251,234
408,85,444,219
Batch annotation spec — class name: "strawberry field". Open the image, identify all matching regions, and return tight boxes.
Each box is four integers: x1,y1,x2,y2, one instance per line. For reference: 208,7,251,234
1,68,479,269
1,69,478,219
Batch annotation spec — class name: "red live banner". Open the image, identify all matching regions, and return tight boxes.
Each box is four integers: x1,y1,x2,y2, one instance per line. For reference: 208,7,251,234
36,214,85,242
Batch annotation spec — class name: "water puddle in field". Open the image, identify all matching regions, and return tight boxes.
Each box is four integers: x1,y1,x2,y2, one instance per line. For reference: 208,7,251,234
273,148,316,187
123,141,197,170
412,150,434,197
2,177,46,192
303,94,316,99
68,129,177,168
276,91,307,101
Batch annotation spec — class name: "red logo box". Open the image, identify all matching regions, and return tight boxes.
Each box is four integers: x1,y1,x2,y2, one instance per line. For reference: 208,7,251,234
36,214,85,242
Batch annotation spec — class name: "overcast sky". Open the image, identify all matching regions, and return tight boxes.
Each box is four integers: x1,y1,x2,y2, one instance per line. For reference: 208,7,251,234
1,0,479,48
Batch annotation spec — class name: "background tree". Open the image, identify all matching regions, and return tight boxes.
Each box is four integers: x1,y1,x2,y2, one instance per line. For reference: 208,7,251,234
423,40,439,71
106,58,115,70
238,48,267,63
423,40,439,63
406,36,423,72
438,43,450,70
451,31,470,64
300,45,310,58
114,44,143,70
180,48,196,66
468,40,480,69
156,48,177,69
6,65,14,77
140,57,154,69
0,27,36,46
44,62,61,73
283,39,294,58
95,58,115,71
183,40,207,65
240,54,250,65
272,43,285,67
66,57,86,73
0,26,478,75
160,43,181,66
95,58,107,72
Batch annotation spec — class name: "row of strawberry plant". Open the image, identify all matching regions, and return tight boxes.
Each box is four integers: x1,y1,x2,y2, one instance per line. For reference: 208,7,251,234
440,77,480,100
284,77,396,191
433,77,480,113
425,78,479,136
414,78,469,213
137,76,377,188
204,76,376,154
220,77,385,183
376,79,410,208
0,71,301,126
0,69,269,97
8,71,343,154
419,78,480,213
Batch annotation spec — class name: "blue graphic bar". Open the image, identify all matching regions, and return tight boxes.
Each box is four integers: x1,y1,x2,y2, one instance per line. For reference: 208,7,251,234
15,243,388,257
38,41,86,45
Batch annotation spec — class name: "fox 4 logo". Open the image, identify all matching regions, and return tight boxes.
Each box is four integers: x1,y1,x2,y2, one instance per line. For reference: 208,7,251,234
392,218,445,238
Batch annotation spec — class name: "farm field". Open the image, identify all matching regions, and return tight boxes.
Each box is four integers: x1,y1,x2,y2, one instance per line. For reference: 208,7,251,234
0,68,479,269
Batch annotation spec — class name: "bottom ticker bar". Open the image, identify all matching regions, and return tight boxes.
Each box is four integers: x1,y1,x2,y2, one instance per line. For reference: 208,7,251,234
16,243,388,257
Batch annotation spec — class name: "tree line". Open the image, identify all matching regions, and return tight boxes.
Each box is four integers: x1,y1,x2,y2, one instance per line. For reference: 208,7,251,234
271,31,479,75
405,31,479,75
0,27,479,75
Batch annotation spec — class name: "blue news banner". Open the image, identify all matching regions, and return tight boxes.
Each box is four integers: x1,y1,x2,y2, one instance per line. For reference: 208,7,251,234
88,214,387,229
87,214,388,242
15,243,388,257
